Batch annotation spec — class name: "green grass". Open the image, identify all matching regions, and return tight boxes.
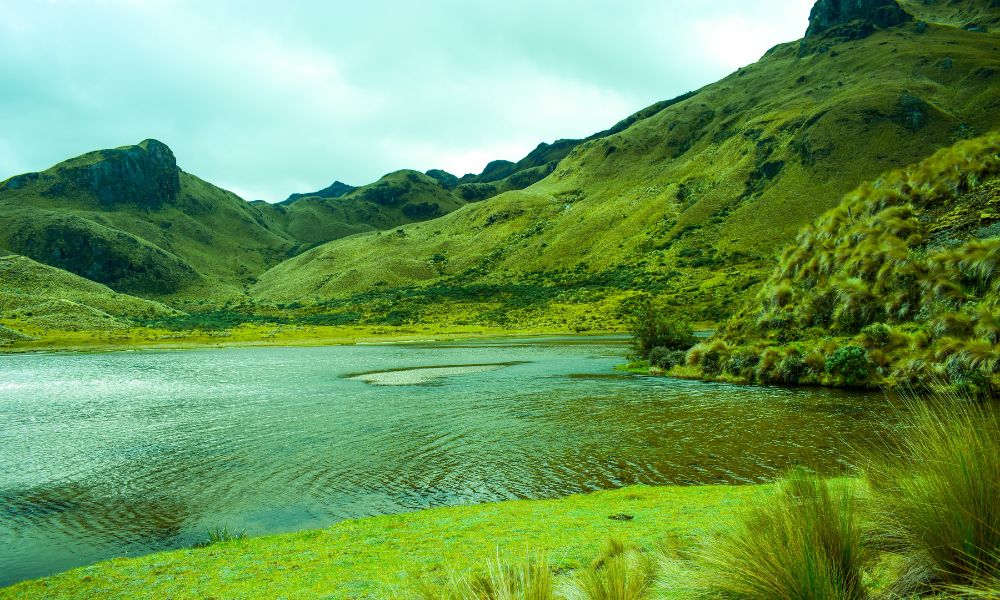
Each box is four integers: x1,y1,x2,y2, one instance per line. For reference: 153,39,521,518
0,484,770,600
564,539,656,600
692,469,868,600
864,394,1000,595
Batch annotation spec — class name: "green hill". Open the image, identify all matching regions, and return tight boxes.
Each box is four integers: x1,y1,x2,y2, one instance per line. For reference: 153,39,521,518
251,4,1000,331
0,140,295,301
677,132,999,392
0,254,182,337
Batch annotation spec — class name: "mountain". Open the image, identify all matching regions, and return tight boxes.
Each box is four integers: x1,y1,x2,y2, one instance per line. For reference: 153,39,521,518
251,1,1000,331
682,132,999,392
0,140,295,301
0,140,484,305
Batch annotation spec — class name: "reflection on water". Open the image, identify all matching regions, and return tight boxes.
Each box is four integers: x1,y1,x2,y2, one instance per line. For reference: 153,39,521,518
0,337,899,585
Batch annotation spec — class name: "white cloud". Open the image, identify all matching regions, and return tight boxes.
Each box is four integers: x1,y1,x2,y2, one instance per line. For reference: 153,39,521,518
0,1,814,200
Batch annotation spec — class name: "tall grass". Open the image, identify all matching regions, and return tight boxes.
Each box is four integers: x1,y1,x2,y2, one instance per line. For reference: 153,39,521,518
563,538,655,600
694,468,868,600
192,525,247,548
411,553,555,600
865,393,1000,595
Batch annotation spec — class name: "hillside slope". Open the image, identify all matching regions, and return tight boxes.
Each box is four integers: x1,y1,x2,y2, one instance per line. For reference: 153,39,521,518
681,132,999,392
252,8,1000,330
0,254,182,336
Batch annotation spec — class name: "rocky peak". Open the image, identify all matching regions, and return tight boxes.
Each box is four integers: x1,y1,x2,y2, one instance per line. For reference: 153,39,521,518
68,139,181,210
806,0,912,38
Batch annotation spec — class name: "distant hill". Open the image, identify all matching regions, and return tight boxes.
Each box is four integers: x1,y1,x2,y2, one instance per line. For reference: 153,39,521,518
257,170,469,248
251,2,1000,331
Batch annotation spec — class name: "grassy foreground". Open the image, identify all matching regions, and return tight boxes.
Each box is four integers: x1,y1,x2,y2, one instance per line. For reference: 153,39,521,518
0,484,772,600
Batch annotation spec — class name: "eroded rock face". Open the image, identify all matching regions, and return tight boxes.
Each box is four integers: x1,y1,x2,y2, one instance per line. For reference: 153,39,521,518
67,139,180,210
806,0,912,38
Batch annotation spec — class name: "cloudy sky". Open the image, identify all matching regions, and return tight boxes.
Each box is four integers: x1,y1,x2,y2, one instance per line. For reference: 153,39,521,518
0,0,814,201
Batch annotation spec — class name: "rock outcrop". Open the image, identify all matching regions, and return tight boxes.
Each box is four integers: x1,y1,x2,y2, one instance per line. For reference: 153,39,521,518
806,0,912,38
64,139,180,210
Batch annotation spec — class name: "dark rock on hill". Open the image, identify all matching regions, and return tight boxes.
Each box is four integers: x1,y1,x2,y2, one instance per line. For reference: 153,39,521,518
806,0,912,39
68,139,180,210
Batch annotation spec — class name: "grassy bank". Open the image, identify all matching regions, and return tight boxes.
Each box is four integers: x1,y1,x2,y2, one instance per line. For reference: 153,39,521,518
0,483,772,599
0,322,623,354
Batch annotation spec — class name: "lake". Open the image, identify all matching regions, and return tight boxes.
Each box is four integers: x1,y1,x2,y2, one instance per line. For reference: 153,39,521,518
0,337,895,586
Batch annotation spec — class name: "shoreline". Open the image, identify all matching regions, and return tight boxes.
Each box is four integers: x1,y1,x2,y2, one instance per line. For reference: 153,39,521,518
0,324,629,355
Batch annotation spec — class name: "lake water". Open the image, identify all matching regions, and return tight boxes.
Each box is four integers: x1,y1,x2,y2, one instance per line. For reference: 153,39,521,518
0,337,895,586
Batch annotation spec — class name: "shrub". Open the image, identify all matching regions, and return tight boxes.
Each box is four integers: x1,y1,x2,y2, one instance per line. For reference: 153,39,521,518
860,323,891,349
825,346,872,387
695,469,868,600
647,346,686,370
776,348,807,384
865,394,1000,594
630,307,696,358
687,340,730,376
726,348,760,379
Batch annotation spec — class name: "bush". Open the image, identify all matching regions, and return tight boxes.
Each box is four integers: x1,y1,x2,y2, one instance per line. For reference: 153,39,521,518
776,349,807,384
860,323,891,348
695,469,867,600
825,346,873,387
865,395,1000,595
647,346,687,370
688,340,730,376
630,307,696,359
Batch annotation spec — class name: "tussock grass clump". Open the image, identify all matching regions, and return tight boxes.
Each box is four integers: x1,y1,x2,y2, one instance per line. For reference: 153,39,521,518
412,553,555,600
694,469,868,600
193,525,247,548
704,132,1000,391
563,538,655,600
865,394,1000,595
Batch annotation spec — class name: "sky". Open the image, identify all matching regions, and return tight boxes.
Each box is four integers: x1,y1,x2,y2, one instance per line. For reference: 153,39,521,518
0,0,814,201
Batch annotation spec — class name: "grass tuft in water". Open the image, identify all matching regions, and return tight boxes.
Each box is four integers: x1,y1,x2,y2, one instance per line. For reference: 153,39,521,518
192,525,247,548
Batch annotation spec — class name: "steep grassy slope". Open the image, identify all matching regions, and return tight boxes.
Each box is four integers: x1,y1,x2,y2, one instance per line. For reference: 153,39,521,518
0,254,181,336
252,15,1000,330
0,140,296,300
898,0,1000,31
680,132,1000,392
